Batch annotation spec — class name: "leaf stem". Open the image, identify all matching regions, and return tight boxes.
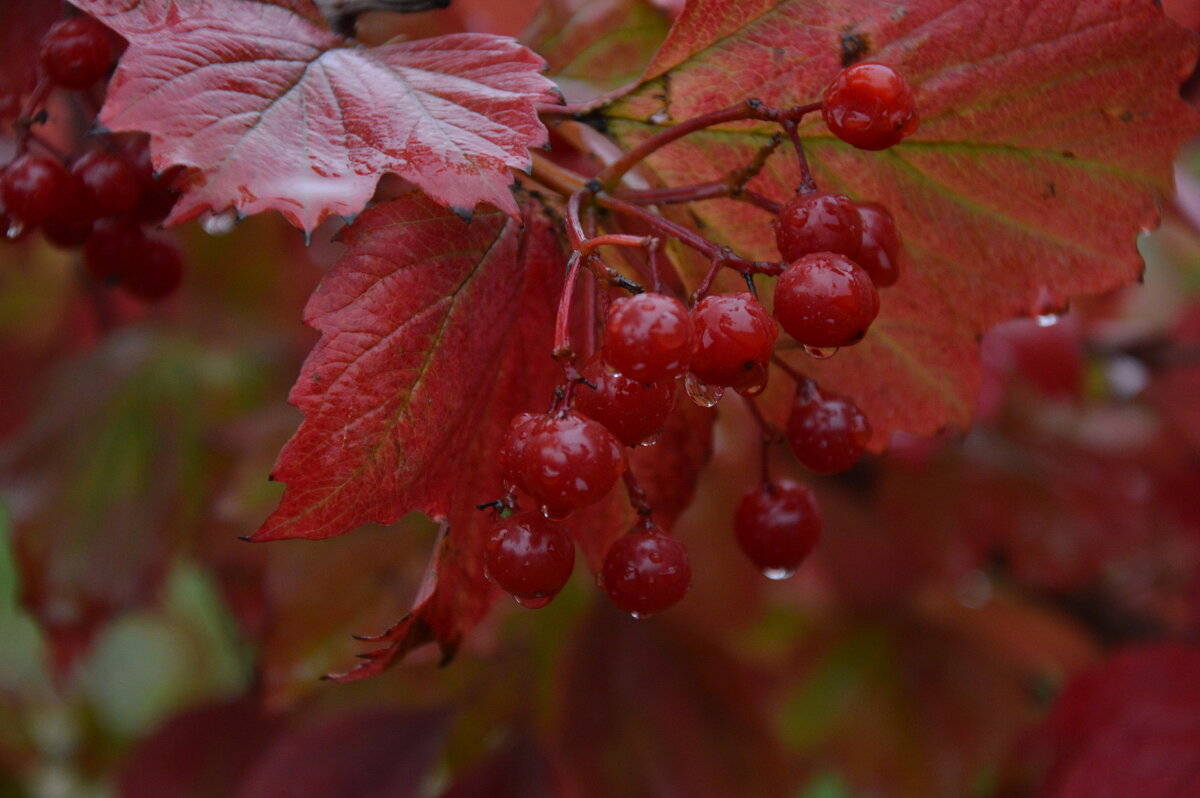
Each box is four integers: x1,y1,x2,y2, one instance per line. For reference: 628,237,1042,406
623,469,654,528
577,233,657,258
594,99,820,191
553,250,585,363
782,120,817,193
14,77,55,156
741,395,777,488
595,193,784,278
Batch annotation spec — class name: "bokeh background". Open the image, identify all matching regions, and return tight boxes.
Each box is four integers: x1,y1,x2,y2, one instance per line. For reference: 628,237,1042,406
2,1,1200,796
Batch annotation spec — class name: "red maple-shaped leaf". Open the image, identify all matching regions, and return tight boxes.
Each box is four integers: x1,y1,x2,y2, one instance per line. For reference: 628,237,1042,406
252,191,562,673
253,192,559,542
604,0,1200,445
70,0,559,231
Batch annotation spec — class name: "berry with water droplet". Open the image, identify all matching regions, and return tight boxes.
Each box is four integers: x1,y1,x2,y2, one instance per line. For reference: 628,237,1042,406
0,154,74,229
786,381,871,474
573,357,676,448
500,412,542,495
822,62,918,151
774,253,879,348
514,413,626,517
735,480,821,577
773,191,862,263
599,526,691,617
689,293,778,391
603,292,694,382
485,511,575,608
682,372,725,407
854,202,901,287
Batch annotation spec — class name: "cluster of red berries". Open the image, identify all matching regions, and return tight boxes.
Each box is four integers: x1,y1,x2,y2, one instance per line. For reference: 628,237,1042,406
0,14,183,301
486,289,781,617
772,62,915,350
484,63,917,618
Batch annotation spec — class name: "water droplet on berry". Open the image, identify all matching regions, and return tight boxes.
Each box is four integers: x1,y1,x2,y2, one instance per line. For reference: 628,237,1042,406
735,368,769,398
762,566,797,581
684,373,724,407
649,111,670,125
629,610,649,620
803,345,839,360
6,222,26,239
201,209,238,236
514,594,553,609
638,429,663,448
540,504,572,521
1035,313,1060,327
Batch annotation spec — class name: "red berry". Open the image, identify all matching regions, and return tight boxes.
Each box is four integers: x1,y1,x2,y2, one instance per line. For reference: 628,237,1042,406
0,154,73,229
516,413,626,517
734,480,821,577
773,191,862,263
689,293,778,392
599,526,691,617
115,134,179,223
134,171,180,224
786,381,871,475
84,218,147,285
485,511,575,608
773,253,879,348
603,292,694,382
822,62,918,151
121,237,184,300
39,16,112,90
854,202,901,287
500,412,541,495
73,150,142,218
574,357,676,448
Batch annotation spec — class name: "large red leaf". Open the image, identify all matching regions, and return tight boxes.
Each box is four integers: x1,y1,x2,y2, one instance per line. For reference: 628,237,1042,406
522,0,671,95
252,192,560,542
603,0,1200,445
252,191,562,673
1025,644,1200,798
70,0,558,231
